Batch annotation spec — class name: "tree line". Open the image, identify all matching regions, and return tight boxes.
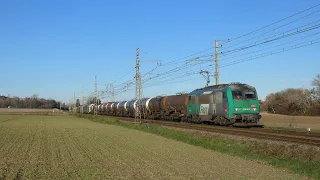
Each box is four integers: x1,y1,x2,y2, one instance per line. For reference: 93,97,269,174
0,94,68,109
261,74,320,116
74,95,101,107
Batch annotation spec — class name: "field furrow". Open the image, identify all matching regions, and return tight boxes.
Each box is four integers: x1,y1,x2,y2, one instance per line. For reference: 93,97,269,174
0,115,311,179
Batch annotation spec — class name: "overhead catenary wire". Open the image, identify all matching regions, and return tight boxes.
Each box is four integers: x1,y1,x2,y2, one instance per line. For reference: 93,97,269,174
111,57,209,93
220,3,320,46
144,77,204,89
221,18,320,54
219,37,320,68
140,4,320,93
193,29,320,65
143,68,208,88
142,36,320,93
111,68,136,85
143,63,211,83
221,10,320,51
218,31,320,63
114,30,320,97
122,76,206,97
142,63,198,82
141,61,209,84
101,3,320,99
142,29,318,90
111,66,211,98
115,56,213,95
140,53,214,79
221,23,320,55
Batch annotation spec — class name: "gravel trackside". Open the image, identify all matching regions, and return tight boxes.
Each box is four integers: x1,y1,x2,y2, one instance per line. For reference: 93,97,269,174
0,115,310,179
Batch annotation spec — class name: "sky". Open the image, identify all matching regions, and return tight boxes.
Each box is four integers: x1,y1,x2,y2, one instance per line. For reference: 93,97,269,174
1,0,319,104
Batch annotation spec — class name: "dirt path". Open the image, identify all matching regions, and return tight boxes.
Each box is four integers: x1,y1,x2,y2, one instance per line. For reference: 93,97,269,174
0,115,310,179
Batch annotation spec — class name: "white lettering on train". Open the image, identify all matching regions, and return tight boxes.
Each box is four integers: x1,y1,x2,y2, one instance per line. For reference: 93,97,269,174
199,104,209,115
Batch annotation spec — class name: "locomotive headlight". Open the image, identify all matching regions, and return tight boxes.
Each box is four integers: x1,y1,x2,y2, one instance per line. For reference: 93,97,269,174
235,108,240,111
253,108,256,111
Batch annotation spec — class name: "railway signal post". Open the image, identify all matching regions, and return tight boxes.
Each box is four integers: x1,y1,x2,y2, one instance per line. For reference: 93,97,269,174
135,48,142,123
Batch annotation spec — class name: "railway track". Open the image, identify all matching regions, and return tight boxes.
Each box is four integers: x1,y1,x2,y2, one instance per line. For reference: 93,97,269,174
116,117,320,147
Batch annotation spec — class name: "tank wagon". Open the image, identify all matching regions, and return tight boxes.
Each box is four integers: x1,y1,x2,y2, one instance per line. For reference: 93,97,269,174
84,83,262,126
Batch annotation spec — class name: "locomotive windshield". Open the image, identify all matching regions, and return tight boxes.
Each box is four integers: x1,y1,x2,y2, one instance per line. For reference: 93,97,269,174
232,90,257,99
230,84,257,100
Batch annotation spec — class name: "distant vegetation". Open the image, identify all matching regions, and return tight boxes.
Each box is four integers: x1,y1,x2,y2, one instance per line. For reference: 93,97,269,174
262,74,320,116
84,95,101,105
0,94,66,109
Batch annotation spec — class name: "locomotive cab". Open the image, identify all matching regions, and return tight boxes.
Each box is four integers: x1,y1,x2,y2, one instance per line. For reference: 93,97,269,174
186,82,262,126
228,84,262,125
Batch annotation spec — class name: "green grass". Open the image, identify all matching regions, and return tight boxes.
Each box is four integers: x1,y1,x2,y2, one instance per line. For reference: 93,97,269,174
75,114,320,180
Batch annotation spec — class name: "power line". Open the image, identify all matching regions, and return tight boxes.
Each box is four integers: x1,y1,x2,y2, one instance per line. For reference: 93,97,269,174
146,4,320,87
115,58,212,95
159,48,214,67
154,4,320,72
139,53,214,80
142,5,320,88
142,61,207,84
97,4,320,99
113,65,213,94
220,3,320,46
221,23,320,55
142,67,204,89
143,69,208,88
144,77,204,89
221,17,320,53
219,31,320,63
219,37,320,68
111,68,136,86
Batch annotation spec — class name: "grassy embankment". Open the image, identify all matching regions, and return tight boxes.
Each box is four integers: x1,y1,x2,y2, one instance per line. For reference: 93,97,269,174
75,114,320,180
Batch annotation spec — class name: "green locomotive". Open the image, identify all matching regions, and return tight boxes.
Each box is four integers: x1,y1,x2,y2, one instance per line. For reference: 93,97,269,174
185,82,262,126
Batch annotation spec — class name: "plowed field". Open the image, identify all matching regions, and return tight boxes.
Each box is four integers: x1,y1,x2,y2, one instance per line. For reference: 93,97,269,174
260,112,320,131
0,115,309,179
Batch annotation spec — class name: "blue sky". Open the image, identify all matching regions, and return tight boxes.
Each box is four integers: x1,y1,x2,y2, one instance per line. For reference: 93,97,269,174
1,0,319,104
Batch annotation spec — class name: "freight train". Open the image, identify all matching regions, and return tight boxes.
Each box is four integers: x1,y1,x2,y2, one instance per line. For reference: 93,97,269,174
79,82,262,126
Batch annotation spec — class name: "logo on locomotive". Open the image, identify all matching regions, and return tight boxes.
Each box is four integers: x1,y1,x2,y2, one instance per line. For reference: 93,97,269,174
199,104,209,115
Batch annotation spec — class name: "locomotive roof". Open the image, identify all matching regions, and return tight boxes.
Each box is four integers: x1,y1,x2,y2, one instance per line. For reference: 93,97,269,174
192,83,256,92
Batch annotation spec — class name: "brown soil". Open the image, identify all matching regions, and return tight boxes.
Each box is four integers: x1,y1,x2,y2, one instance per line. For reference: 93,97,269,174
260,112,320,131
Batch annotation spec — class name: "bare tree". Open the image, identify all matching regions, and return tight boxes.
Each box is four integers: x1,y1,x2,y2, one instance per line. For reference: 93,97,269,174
0,94,61,109
85,95,101,105
263,75,320,116
312,74,320,87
